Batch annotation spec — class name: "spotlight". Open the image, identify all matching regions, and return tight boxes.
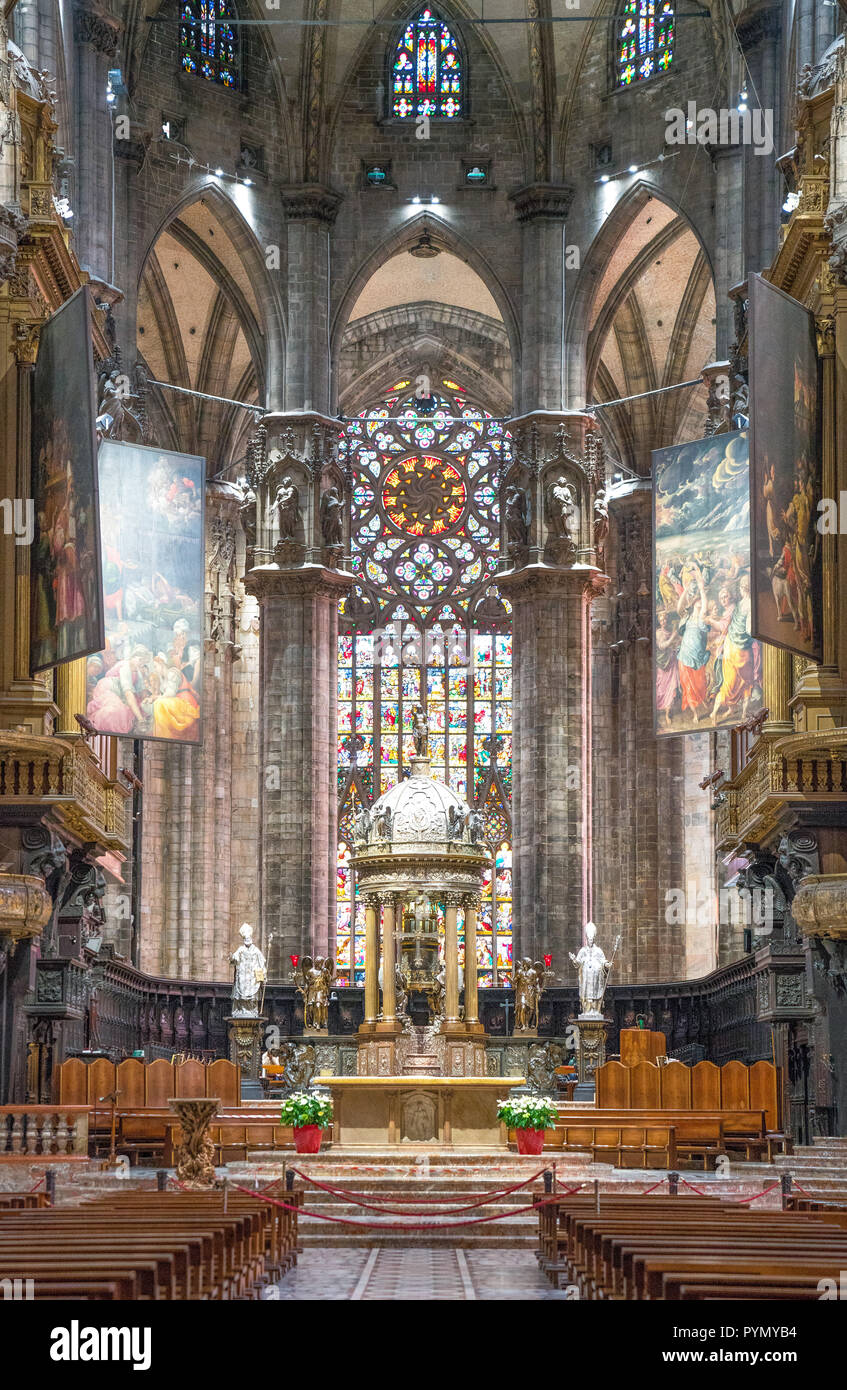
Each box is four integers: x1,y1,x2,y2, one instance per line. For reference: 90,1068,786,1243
214,167,224,177
411,195,421,204
600,174,610,184
430,195,440,204
628,165,638,174
243,177,253,187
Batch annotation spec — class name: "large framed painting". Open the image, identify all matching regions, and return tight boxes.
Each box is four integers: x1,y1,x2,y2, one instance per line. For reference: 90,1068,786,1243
85,441,206,743
30,287,104,672
749,273,822,661
652,429,764,736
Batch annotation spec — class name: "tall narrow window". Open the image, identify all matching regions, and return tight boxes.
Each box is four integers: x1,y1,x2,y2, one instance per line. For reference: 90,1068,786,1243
337,383,512,989
180,0,240,89
391,7,464,119
616,0,674,87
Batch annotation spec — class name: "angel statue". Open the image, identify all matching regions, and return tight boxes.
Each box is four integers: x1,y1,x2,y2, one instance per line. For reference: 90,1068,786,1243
230,923,267,1018
295,955,335,1031
569,922,620,1018
353,805,371,847
513,958,545,1032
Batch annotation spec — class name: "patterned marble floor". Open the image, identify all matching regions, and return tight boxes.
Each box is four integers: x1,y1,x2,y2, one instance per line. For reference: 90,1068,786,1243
268,1248,572,1301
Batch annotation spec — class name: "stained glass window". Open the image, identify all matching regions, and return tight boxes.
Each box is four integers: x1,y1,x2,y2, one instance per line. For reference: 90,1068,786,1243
391,7,464,119
616,0,674,87
336,382,512,988
180,0,240,89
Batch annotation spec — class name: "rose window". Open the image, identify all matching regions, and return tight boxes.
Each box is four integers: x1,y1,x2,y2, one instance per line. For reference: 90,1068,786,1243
382,455,466,536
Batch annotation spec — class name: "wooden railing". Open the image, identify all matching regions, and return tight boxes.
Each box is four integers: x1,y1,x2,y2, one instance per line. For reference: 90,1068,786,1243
0,1106,89,1157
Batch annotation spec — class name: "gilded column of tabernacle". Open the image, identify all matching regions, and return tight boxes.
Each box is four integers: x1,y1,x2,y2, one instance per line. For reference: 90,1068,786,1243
463,895,480,1025
364,894,379,1024
380,893,396,1022
444,893,461,1025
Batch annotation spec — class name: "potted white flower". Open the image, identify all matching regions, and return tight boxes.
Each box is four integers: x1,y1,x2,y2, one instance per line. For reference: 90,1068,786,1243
497,1096,558,1155
280,1090,334,1154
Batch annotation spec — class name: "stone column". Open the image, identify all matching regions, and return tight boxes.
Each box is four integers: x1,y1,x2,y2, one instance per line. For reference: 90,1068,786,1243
363,894,378,1027
463,894,480,1026
380,893,396,1024
444,894,461,1026
737,7,781,280
246,563,350,974
713,146,745,359
508,184,574,415
72,3,120,283
280,186,342,414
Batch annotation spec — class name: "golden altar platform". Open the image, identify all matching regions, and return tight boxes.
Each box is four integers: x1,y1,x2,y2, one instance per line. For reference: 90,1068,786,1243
318,1075,525,1148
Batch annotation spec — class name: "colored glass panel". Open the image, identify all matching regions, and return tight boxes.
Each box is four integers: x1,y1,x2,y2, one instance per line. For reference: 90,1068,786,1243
337,384,513,986
615,1,674,88
391,8,464,118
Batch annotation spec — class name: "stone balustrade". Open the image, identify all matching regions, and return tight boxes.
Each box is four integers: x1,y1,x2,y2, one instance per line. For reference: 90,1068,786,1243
0,1106,89,1157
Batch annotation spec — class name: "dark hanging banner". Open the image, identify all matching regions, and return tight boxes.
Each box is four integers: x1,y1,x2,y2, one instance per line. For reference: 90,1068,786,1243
652,429,764,736
749,272,823,662
30,287,104,673
85,440,205,744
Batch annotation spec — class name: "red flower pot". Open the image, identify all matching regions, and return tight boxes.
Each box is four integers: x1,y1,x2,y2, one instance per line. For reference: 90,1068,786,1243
515,1127,545,1156
293,1124,323,1154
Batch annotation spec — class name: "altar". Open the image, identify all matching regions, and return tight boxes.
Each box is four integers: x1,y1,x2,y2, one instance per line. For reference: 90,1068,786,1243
320,1076,525,1148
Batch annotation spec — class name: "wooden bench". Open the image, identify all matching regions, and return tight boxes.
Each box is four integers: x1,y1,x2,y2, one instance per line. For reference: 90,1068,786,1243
536,1191,847,1300
0,1187,301,1300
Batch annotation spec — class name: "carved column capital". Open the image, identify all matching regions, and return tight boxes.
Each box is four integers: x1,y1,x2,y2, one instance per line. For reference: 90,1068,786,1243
11,321,40,366
73,2,121,55
280,184,343,225
508,182,574,223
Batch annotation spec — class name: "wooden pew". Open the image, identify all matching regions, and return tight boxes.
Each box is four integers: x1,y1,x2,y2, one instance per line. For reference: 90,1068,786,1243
0,1187,301,1300
537,1191,847,1300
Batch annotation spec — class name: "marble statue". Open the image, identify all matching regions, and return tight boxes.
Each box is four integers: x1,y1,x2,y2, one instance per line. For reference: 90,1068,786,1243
353,805,371,846
230,923,267,1017
320,485,343,547
446,804,464,842
569,922,620,1017
467,809,485,846
548,475,576,542
412,703,429,757
514,957,545,1031
275,475,300,540
505,483,529,547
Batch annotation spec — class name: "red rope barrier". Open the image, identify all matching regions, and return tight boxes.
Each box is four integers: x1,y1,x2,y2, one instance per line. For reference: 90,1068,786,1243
640,1178,668,1195
679,1177,782,1204
232,1182,563,1230
28,1175,45,1193
286,1165,549,1215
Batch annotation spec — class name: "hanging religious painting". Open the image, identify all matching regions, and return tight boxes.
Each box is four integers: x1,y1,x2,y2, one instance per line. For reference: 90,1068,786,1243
652,429,764,735
85,440,206,743
749,273,823,661
30,288,104,673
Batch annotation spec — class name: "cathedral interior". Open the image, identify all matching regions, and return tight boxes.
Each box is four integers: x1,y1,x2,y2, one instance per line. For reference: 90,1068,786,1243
2,0,847,1321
